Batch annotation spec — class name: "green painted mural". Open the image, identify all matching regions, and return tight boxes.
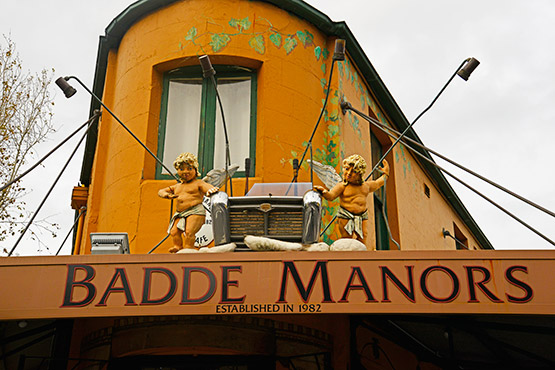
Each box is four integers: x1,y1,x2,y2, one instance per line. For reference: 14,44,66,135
181,16,328,57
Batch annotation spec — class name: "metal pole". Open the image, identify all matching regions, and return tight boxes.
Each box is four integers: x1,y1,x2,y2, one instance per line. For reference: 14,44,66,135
8,120,94,256
0,111,100,192
65,76,180,181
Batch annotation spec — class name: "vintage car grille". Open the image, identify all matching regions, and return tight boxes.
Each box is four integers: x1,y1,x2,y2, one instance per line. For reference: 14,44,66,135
211,190,321,249
228,196,305,243
229,208,304,240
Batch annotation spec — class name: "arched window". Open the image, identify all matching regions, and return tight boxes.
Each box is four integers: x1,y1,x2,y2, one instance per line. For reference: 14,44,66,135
157,65,257,178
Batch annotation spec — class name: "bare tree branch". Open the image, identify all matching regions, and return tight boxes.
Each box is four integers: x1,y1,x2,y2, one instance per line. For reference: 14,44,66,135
0,34,57,242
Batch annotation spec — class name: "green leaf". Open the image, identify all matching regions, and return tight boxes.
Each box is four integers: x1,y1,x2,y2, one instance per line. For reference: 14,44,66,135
328,109,339,122
185,27,198,41
284,36,297,54
314,46,322,60
296,30,314,47
210,33,231,52
249,35,265,54
337,61,344,77
322,48,330,60
229,17,252,32
269,32,282,48
328,125,339,136
321,63,326,74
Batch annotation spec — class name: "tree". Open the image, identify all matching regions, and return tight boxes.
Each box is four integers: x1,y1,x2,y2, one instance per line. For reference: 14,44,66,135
0,35,57,245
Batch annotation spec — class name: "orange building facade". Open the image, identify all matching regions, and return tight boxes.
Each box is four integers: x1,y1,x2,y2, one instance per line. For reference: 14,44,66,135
1,1,554,369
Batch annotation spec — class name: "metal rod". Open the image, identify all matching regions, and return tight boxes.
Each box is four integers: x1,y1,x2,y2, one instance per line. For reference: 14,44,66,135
348,104,555,219
366,115,555,246
290,58,338,183
148,232,171,254
381,177,401,249
210,76,233,195
244,157,251,195
364,59,468,182
310,142,314,186
442,228,469,250
8,119,95,256
66,76,180,181
55,207,86,256
0,111,100,192
321,59,473,238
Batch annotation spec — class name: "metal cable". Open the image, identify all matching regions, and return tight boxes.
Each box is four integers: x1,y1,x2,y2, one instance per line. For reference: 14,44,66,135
350,105,555,219
380,177,401,249
366,114,555,246
210,76,233,194
321,60,467,239
0,111,101,192
55,207,86,256
363,59,468,183
148,232,171,254
66,76,180,182
289,58,338,185
8,118,96,256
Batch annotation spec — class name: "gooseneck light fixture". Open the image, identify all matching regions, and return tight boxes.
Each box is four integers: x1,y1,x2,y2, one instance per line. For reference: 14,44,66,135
198,55,233,194
55,76,180,181
321,57,480,240
456,57,480,81
343,57,480,183
289,38,346,189
341,101,555,247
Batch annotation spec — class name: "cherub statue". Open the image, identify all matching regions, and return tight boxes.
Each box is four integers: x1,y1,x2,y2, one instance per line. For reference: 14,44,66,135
158,152,237,253
312,154,389,244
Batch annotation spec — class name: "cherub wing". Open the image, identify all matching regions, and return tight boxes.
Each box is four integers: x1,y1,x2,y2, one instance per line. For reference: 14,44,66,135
202,164,240,188
307,159,342,190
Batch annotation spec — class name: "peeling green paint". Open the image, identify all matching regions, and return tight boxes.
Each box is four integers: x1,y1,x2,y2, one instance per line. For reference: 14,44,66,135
181,15,328,61
314,46,321,60
283,36,298,54
229,17,252,32
249,34,265,54
269,32,282,48
209,33,231,52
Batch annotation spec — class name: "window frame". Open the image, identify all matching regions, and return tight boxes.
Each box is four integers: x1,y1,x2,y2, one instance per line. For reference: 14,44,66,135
157,65,257,179
371,130,390,250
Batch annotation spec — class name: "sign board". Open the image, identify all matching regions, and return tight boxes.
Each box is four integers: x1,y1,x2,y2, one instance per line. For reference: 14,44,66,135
0,250,553,319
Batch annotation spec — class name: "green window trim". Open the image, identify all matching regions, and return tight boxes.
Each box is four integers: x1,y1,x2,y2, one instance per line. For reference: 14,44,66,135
157,65,257,180
371,131,390,250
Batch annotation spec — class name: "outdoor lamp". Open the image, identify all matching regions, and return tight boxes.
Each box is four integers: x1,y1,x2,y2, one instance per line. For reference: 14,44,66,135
55,77,77,98
54,75,180,181
332,39,346,61
457,57,480,81
199,55,216,78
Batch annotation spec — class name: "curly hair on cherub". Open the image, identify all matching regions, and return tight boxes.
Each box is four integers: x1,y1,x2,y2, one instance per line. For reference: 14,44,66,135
173,152,199,174
343,154,366,185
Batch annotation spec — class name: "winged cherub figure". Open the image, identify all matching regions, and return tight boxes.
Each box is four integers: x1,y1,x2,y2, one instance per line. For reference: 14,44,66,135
158,152,238,253
313,154,389,244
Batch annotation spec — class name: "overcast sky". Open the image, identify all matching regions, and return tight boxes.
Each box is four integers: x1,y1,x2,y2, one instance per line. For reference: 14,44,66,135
1,0,554,255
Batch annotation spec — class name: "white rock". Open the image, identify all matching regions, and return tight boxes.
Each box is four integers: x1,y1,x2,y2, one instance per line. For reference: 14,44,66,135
244,235,303,251
330,238,367,251
302,242,330,252
199,243,237,253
